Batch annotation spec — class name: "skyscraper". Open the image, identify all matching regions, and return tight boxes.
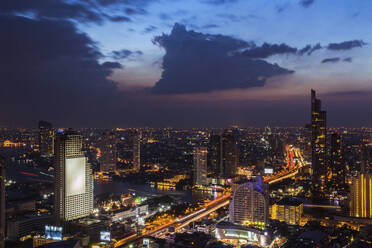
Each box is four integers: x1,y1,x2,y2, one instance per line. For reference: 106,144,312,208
38,121,54,157
133,131,141,172
193,147,208,186
229,178,269,226
361,138,372,174
311,89,327,194
208,131,238,178
100,132,117,172
208,134,222,176
0,156,5,248
271,198,303,225
221,132,238,178
54,131,93,223
349,174,372,218
329,132,344,187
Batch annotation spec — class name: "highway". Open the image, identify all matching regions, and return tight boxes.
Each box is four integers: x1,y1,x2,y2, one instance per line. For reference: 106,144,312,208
113,193,231,247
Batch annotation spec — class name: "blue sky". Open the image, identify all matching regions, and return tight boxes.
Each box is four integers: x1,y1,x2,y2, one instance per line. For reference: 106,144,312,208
79,0,372,91
1,0,372,127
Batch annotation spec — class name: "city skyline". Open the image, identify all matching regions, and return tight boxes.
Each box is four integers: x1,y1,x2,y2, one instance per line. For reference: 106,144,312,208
1,0,372,127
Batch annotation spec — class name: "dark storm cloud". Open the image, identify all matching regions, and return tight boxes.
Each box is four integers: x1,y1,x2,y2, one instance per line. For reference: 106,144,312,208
0,15,120,126
241,43,298,59
0,0,103,23
327,40,366,50
125,7,146,15
111,49,143,60
0,0,148,24
106,15,131,22
102,61,123,69
298,43,322,55
143,25,158,33
343,57,352,62
300,0,315,7
151,23,293,94
321,57,340,63
201,24,219,29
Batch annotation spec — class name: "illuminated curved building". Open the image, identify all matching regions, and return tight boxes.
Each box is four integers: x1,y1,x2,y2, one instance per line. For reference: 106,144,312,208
229,179,268,226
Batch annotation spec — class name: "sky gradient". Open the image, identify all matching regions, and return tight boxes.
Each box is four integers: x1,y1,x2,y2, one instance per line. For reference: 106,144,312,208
1,0,372,127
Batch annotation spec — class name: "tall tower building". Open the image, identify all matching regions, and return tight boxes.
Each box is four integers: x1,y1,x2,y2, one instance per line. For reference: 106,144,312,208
133,131,141,172
54,131,93,223
311,89,327,194
361,138,372,174
208,134,222,176
208,132,238,178
349,174,372,218
229,178,268,226
194,147,208,186
329,133,344,186
222,132,238,178
0,156,5,248
38,121,54,157
100,132,117,172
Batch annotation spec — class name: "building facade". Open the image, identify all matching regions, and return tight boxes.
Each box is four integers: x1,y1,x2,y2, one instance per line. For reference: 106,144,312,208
361,138,372,174
349,173,372,218
271,198,303,225
193,147,208,186
329,132,345,186
229,178,268,226
208,131,238,178
208,134,222,176
54,131,93,222
311,90,327,195
133,131,141,172
38,121,54,157
100,132,117,172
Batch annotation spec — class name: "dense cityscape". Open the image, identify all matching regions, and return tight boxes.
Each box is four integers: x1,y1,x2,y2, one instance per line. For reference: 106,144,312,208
2,0,372,247
0,90,372,247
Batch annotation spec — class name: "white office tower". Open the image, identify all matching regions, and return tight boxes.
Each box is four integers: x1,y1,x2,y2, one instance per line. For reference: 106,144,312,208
54,131,93,222
194,147,208,186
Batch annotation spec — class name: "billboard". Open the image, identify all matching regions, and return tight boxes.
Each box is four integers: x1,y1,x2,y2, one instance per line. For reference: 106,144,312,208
264,168,273,174
100,231,111,242
66,157,86,196
45,225,63,240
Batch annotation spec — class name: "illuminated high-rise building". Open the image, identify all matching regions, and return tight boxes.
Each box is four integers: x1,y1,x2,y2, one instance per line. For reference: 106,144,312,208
193,147,208,186
349,174,372,218
208,134,222,176
133,131,141,172
222,132,238,178
208,131,238,178
311,89,327,194
361,138,372,174
100,132,117,172
329,132,344,186
0,156,5,248
54,131,93,223
271,198,303,225
229,178,268,226
38,121,54,157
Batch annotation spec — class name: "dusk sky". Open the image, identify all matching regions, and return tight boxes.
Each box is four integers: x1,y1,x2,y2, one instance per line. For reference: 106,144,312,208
1,0,372,128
